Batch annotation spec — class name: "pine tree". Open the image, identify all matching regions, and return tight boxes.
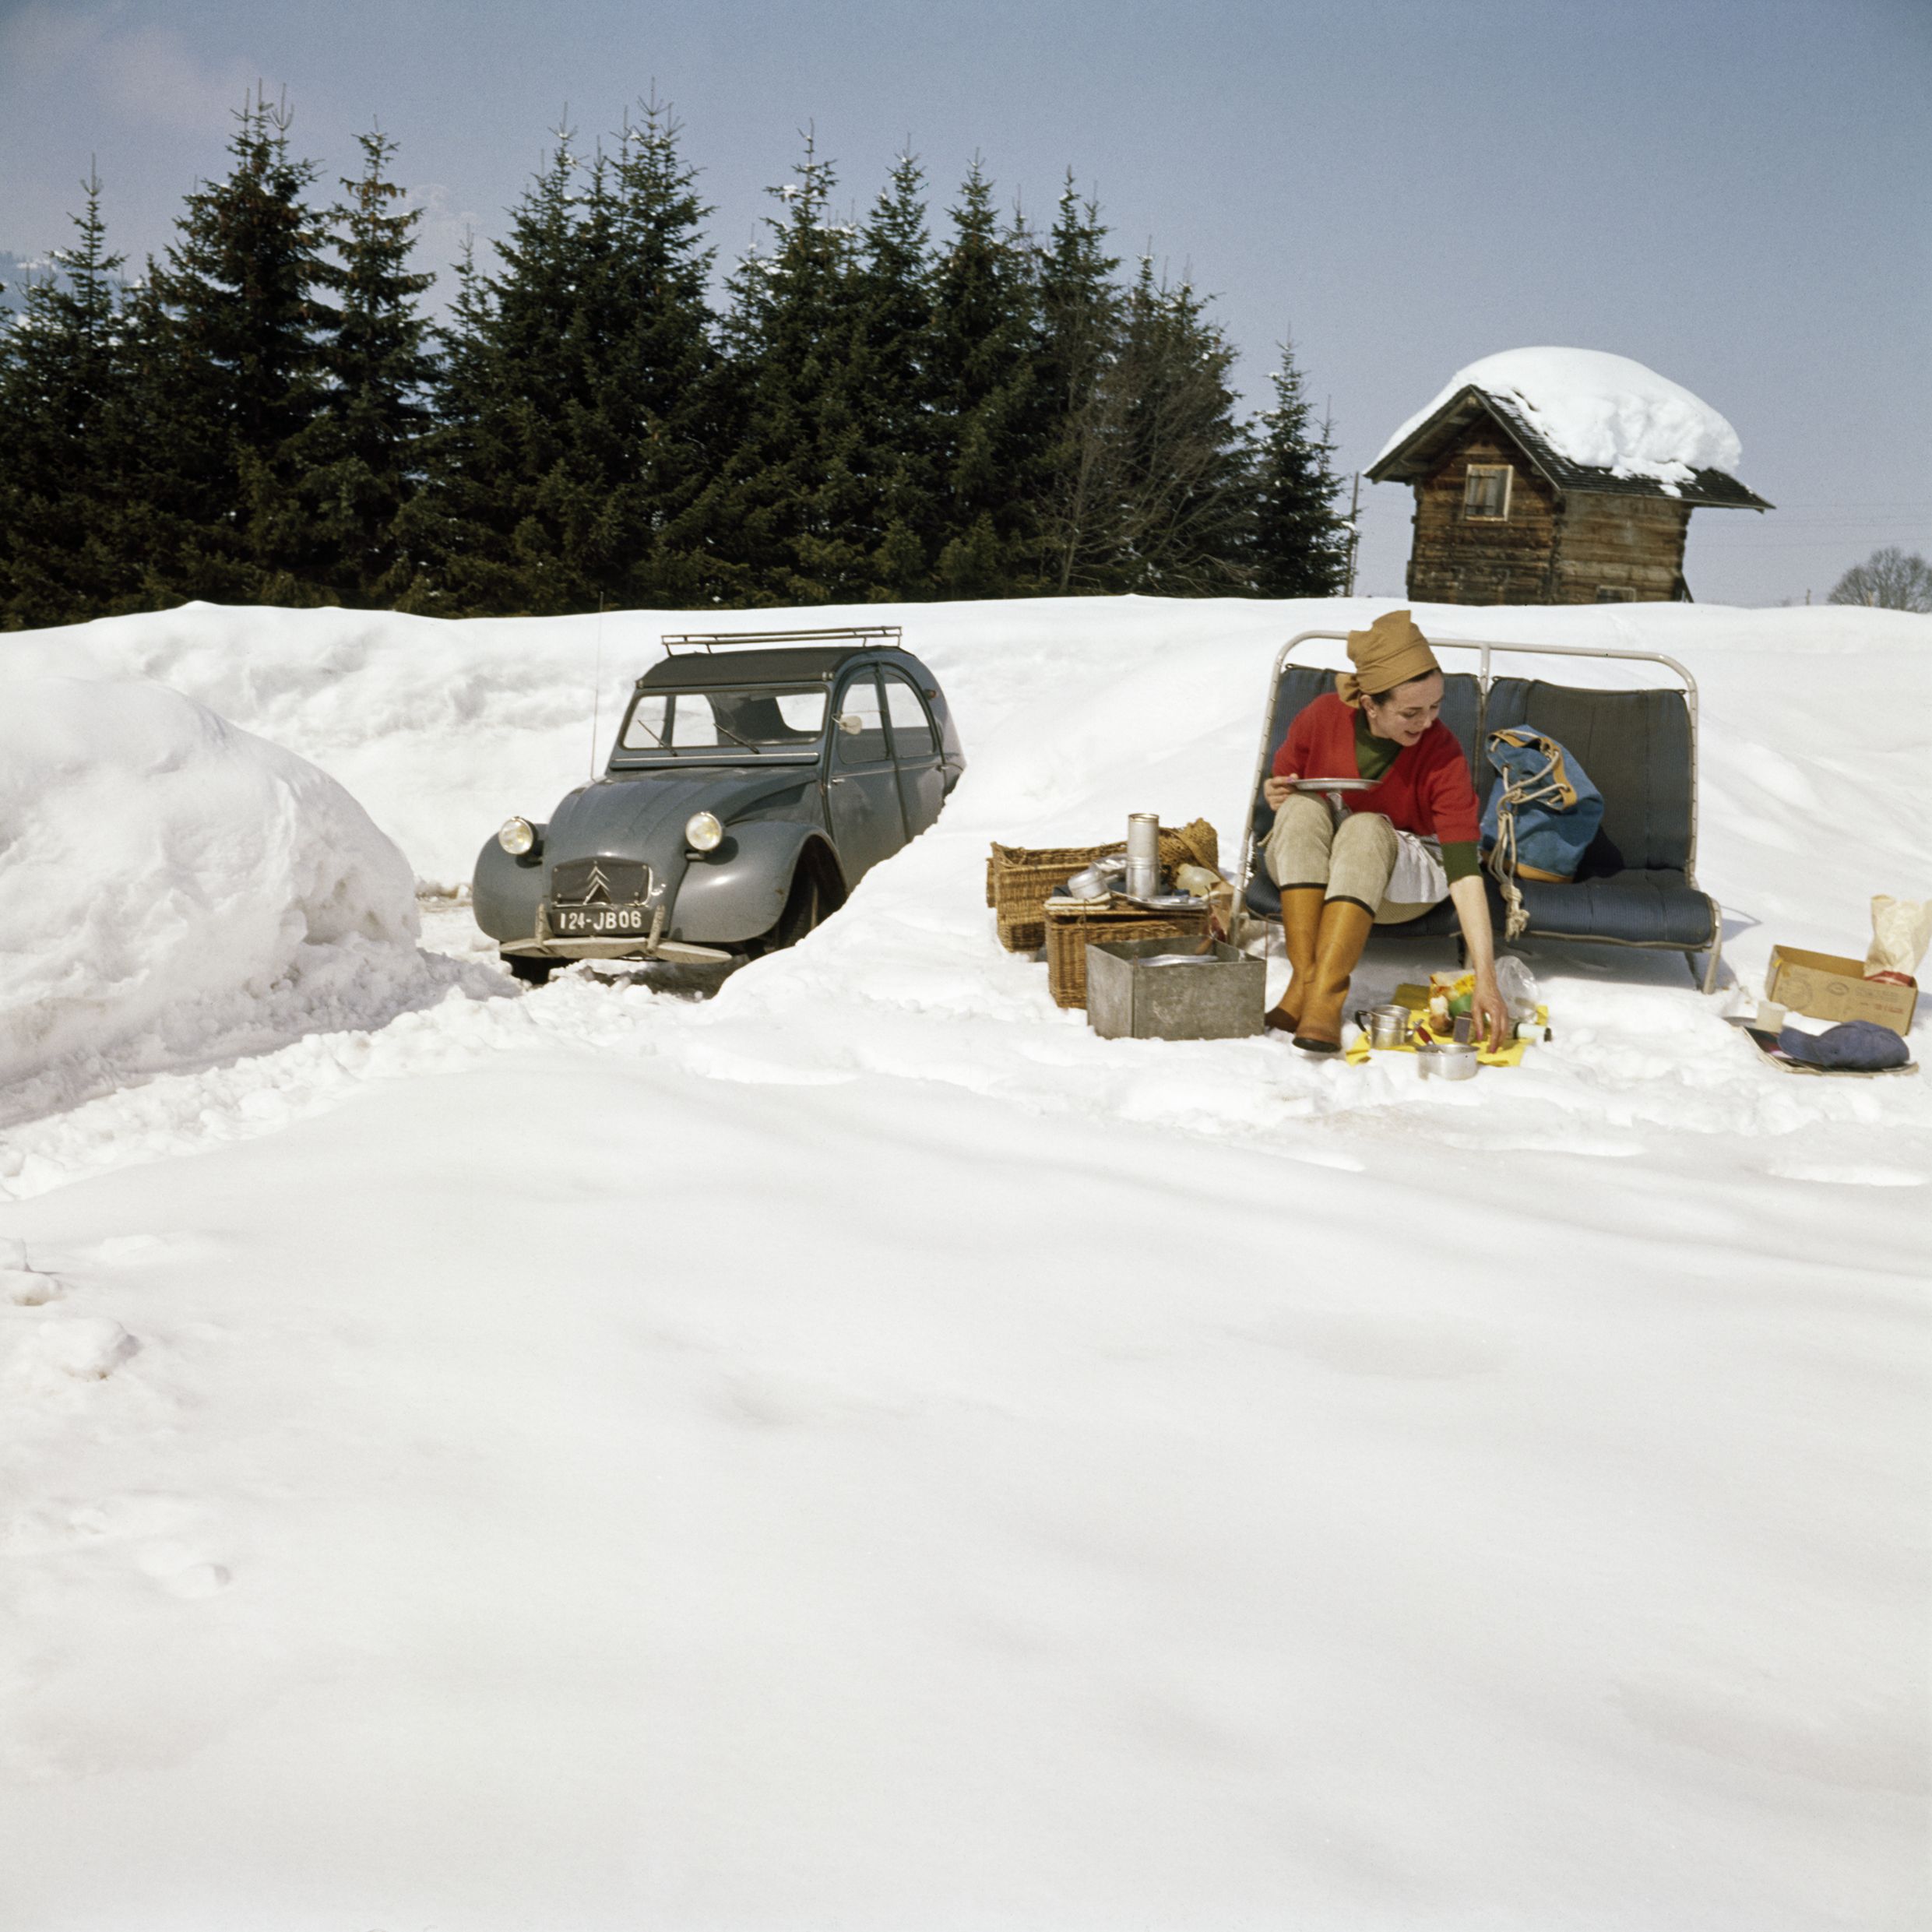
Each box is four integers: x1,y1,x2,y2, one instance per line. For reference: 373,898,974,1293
306,129,435,606
600,98,733,606
842,153,938,595
1030,175,1124,593
405,108,732,614
926,162,1041,596
1248,333,1351,598
403,128,592,613
141,89,335,604
712,133,874,604
0,170,140,626
1101,259,1255,593
393,237,501,612
849,150,940,599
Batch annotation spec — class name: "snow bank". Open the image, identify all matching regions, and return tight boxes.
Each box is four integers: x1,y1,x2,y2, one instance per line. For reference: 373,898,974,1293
1378,346,1746,489
0,677,443,1125
0,599,1927,1929
0,602,629,892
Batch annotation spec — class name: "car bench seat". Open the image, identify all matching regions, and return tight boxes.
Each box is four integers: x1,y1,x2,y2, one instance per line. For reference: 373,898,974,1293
1238,638,1723,991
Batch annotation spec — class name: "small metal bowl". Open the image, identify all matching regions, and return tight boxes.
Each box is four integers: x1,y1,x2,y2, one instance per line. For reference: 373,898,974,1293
1416,1040,1479,1082
1065,861,1119,900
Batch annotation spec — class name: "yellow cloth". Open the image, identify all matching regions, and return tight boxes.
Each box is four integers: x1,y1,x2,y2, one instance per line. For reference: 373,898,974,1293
1335,609,1440,707
1343,986,1548,1069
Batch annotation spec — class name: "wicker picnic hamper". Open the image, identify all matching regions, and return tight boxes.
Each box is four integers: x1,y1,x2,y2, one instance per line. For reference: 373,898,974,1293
989,818,1219,952
1043,900,1214,1009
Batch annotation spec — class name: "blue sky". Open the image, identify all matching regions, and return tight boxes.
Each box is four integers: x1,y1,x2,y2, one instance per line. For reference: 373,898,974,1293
2,0,1925,605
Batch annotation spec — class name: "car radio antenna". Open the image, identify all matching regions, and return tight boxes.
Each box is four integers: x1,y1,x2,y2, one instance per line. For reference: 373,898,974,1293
588,594,606,776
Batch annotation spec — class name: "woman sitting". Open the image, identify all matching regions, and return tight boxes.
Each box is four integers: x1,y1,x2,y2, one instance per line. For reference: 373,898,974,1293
1261,610,1508,1054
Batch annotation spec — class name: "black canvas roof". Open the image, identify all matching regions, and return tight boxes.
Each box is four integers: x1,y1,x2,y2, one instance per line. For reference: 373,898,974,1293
637,643,906,690
1366,385,1772,510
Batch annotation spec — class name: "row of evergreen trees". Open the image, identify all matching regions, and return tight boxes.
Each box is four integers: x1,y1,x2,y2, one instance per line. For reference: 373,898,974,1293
0,94,1353,628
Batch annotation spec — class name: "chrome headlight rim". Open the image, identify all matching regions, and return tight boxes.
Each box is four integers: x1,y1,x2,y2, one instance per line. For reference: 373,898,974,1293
498,815,537,856
684,810,724,853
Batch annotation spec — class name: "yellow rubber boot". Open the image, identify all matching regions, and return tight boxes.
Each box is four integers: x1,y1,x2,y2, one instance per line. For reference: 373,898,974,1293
1293,899,1376,1055
1264,886,1325,1035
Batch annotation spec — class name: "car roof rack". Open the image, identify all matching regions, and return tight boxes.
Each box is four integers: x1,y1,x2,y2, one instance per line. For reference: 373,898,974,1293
661,625,903,655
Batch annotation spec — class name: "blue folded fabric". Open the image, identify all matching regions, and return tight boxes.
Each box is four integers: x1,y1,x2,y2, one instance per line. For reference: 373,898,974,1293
1775,1021,1910,1071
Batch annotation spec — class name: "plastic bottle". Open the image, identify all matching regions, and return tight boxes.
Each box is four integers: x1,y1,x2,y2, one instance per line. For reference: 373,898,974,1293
1494,955,1540,1025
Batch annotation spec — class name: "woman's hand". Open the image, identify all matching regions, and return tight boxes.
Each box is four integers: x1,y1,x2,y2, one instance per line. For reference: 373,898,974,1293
1446,875,1509,1050
1262,771,1298,811
1471,968,1511,1053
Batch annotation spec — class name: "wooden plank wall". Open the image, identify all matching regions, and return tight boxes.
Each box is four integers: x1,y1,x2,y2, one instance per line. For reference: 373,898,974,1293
1551,494,1689,603
1406,429,1558,604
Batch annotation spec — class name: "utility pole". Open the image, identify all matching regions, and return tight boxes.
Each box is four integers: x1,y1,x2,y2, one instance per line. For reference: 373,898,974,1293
1345,471,1362,597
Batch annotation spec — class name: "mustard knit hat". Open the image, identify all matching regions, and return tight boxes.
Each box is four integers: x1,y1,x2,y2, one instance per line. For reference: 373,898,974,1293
1336,610,1440,706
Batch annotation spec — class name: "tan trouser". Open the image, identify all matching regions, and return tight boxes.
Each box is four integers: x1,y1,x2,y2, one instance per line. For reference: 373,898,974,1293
1263,794,1437,925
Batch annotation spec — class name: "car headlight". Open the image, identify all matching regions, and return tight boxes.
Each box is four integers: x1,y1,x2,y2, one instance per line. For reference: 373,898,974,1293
498,815,537,856
684,811,724,853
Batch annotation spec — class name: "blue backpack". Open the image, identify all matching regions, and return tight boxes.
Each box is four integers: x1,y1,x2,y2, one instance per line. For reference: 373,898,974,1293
1481,729,1604,934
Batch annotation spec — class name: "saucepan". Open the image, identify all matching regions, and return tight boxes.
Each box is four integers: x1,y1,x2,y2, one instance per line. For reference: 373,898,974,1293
1415,1040,1479,1082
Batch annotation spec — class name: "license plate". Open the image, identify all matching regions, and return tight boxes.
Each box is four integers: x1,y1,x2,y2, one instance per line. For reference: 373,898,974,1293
551,904,649,936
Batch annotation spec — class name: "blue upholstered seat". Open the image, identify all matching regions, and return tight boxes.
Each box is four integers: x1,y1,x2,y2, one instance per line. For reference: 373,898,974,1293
1242,659,1721,975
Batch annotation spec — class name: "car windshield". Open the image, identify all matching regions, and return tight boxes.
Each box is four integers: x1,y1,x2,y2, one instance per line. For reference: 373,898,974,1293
619,685,829,757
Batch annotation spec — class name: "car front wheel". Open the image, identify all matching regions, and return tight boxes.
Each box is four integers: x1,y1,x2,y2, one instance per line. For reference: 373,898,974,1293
758,847,843,955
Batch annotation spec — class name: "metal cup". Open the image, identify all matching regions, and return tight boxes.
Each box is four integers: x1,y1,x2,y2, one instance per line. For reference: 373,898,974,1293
1354,1003,1411,1050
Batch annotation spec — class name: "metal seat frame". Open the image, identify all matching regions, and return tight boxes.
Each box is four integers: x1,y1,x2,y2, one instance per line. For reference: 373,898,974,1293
1234,630,1724,994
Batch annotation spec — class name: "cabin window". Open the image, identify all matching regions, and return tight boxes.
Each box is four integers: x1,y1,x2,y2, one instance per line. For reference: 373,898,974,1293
1594,586,1637,603
1462,464,1511,520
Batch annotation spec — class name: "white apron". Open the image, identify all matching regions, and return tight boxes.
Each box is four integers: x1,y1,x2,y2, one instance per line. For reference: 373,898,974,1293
1385,829,1449,908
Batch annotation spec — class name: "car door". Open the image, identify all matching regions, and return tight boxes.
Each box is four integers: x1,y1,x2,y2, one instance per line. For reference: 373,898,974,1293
825,668,907,882
882,666,945,839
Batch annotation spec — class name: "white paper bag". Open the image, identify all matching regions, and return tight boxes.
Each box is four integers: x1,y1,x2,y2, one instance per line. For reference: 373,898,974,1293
1867,896,1932,977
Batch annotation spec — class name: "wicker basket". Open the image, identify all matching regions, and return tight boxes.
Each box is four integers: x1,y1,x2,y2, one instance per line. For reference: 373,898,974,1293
1043,899,1214,1009
989,818,1219,952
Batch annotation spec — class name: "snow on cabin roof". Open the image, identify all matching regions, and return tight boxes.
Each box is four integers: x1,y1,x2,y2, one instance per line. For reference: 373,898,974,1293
1370,347,1768,508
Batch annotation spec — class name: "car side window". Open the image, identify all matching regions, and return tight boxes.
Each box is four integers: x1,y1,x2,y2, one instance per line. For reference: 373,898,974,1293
882,669,938,757
836,673,889,765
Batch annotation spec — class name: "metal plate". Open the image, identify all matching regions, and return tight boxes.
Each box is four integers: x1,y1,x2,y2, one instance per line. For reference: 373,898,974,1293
1289,777,1381,793
550,856,650,906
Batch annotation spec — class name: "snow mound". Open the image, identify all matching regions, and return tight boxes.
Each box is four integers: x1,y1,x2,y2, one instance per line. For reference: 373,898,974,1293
0,603,624,892
1378,347,1745,490
0,677,444,1126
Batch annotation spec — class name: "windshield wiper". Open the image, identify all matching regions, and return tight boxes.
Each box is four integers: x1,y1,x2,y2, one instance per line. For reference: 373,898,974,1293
706,719,764,755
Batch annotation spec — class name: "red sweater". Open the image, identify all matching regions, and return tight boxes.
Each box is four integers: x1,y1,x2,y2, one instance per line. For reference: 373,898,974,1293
1272,693,1481,844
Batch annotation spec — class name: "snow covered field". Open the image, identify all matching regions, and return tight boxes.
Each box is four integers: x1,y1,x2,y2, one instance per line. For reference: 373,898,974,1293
2,595,1927,1929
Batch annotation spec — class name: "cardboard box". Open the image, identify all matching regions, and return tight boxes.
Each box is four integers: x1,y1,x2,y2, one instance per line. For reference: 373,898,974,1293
1766,945,1917,1036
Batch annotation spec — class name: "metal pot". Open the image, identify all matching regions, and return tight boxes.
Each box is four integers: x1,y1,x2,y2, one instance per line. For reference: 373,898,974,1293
1416,1040,1479,1082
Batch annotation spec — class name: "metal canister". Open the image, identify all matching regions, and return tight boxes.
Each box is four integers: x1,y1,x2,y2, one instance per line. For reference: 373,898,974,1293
1125,813,1160,897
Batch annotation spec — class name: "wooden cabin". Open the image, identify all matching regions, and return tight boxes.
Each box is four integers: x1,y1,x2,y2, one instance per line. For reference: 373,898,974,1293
1367,376,1770,605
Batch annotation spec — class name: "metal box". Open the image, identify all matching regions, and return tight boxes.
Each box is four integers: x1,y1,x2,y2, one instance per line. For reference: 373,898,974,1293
1084,938,1265,1040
